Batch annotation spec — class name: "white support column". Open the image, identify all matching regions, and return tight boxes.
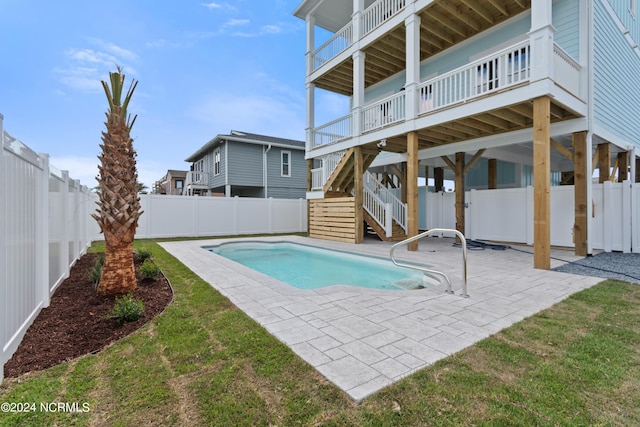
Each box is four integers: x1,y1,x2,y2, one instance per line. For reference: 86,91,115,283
306,82,315,152
353,50,366,136
305,14,315,74
405,13,421,120
352,0,364,40
528,0,555,82
37,154,51,307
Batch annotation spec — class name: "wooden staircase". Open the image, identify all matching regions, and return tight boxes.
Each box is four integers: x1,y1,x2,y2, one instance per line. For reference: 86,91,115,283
363,210,406,242
323,147,378,195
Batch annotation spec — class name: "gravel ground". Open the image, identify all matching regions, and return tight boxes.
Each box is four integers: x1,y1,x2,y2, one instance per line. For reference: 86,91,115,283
553,252,640,284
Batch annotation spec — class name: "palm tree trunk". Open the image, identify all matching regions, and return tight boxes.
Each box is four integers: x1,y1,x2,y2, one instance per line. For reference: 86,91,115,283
97,240,137,295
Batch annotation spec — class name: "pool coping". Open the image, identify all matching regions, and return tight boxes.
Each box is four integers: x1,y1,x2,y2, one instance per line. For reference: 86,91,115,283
159,235,602,401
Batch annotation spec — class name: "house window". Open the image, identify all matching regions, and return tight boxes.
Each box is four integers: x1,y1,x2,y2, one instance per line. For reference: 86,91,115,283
214,148,221,176
175,180,183,189
281,150,291,177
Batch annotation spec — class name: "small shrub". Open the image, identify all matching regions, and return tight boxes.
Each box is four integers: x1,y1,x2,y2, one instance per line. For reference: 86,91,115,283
110,294,144,324
89,254,105,285
139,259,160,280
135,247,153,262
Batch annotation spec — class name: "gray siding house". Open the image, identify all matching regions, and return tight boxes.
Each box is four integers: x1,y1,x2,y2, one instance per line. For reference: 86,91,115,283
184,130,306,199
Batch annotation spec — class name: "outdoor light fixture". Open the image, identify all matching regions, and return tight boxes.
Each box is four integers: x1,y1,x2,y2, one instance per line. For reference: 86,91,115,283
377,139,387,148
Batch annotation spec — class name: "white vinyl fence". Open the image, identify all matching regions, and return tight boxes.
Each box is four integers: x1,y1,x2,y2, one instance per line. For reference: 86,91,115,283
425,182,639,253
134,194,307,239
1,115,97,382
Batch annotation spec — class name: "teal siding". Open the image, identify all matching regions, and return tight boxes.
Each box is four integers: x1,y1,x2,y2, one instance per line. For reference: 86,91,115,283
607,0,640,46
553,0,580,60
228,142,263,186
420,13,529,79
466,159,516,188
594,0,640,146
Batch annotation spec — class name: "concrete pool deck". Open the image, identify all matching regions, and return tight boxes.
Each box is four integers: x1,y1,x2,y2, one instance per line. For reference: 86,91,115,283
159,235,603,401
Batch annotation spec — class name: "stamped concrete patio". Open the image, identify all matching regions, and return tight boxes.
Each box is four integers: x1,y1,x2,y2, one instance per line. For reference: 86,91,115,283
159,235,602,401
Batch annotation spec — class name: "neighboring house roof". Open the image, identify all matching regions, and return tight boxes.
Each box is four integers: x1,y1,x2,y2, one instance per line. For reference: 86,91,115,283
185,130,305,162
167,170,187,178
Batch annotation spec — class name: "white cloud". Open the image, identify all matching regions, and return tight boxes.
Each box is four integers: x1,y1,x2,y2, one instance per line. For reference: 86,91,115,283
56,40,138,92
201,2,237,12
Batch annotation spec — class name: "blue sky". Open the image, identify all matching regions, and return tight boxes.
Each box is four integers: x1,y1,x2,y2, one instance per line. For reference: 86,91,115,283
0,0,343,189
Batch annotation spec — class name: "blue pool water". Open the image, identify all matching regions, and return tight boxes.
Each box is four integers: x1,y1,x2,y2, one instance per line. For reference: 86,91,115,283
207,241,425,290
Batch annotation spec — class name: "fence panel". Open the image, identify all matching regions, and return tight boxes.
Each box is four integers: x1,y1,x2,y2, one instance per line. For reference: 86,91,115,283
134,194,307,239
1,117,95,383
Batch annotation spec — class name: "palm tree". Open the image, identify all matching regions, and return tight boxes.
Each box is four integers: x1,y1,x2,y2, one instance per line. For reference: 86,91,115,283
92,66,143,295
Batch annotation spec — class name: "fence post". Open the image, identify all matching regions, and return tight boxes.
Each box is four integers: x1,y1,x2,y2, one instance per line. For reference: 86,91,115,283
233,196,240,235
633,182,639,254
300,198,306,232
622,180,631,253
1,113,5,382
268,198,273,234
603,181,612,252
526,186,534,245
385,203,392,238
61,171,70,279
37,154,51,307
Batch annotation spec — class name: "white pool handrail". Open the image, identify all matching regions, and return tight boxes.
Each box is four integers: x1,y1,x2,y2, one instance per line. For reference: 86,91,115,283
389,229,468,298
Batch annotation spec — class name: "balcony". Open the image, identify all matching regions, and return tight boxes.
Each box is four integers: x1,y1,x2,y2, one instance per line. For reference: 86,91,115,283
309,0,405,73
309,40,582,152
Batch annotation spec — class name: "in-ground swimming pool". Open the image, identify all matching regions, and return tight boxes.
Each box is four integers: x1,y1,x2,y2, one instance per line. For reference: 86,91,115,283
207,241,426,290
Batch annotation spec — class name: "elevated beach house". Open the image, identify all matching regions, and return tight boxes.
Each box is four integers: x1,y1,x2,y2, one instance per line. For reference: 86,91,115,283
294,0,640,268
184,130,307,199
152,169,187,195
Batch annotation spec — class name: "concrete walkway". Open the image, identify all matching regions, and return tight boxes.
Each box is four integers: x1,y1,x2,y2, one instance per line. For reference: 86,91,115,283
159,236,602,401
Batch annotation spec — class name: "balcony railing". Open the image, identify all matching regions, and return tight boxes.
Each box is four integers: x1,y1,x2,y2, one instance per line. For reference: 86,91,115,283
311,21,353,72
553,44,581,96
310,0,405,72
311,150,346,190
418,41,530,114
185,171,208,186
362,91,406,133
362,0,406,35
311,114,352,149
308,41,582,152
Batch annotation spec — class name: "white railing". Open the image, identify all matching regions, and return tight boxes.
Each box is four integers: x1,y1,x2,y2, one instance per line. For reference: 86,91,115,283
311,150,346,191
362,0,406,35
2,117,98,382
186,170,208,186
363,185,393,237
553,44,582,97
312,114,352,148
362,91,406,132
418,41,531,114
312,22,353,71
364,171,407,231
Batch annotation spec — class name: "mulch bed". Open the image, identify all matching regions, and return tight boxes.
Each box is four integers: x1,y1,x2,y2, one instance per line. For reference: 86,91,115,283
4,252,173,378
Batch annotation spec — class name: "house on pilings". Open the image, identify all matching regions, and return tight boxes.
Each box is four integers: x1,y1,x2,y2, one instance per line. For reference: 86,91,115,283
294,0,640,268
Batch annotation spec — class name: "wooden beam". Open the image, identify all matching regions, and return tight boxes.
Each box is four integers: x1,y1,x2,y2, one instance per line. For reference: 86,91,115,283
592,148,599,174
617,151,629,182
488,158,497,189
573,131,588,257
407,132,419,251
611,157,619,183
434,167,444,192
441,155,456,171
598,143,610,183
354,146,364,244
455,152,465,242
463,149,486,174
533,96,551,270
550,138,573,161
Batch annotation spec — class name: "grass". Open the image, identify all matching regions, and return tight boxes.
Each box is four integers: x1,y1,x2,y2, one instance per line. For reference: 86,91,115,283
1,238,639,426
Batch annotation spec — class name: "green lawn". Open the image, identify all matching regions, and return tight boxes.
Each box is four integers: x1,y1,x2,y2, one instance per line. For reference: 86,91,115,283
1,239,639,426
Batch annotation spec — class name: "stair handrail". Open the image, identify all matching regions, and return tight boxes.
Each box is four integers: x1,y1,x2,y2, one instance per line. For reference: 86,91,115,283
364,171,407,231
389,229,468,297
362,185,392,237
